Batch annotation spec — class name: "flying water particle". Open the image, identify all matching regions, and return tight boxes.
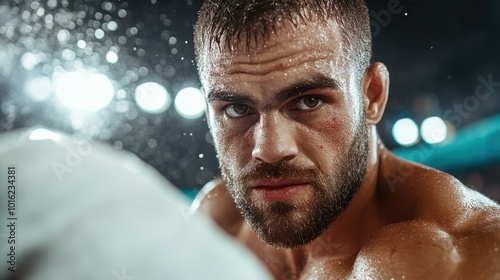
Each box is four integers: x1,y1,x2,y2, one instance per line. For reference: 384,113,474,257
22,23,34,35
22,10,31,21
61,49,76,60
163,65,175,78
129,27,138,36
116,89,127,99
36,7,45,17
47,0,57,9
138,67,148,76
42,64,52,75
45,14,54,24
30,1,40,10
107,20,118,31
102,2,115,12
106,50,119,63
148,139,158,148
95,28,105,39
57,29,71,43
118,9,127,18
77,40,86,48
113,100,130,113
21,52,42,70
118,36,127,44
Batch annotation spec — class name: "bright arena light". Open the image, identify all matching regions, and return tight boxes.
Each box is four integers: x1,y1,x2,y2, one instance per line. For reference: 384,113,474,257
134,82,171,114
392,118,419,147
174,87,205,119
54,70,115,111
421,116,448,144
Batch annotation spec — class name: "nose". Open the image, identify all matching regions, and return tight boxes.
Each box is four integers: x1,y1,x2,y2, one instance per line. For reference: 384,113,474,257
251,113,298,164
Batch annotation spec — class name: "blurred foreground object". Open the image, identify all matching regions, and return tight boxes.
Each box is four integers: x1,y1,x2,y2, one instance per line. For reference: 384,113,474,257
0,128,271,280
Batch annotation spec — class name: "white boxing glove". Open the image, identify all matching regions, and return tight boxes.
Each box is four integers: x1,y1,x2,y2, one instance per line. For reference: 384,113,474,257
0,128,271,280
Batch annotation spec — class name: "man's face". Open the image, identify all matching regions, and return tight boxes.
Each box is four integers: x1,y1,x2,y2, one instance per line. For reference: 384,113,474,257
201,20,369,248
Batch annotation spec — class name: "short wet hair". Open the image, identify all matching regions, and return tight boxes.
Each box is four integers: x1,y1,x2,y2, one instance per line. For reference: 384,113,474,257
194,0,372,80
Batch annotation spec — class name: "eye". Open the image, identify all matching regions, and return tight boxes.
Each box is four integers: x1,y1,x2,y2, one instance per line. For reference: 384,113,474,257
293,96,324,111
225,104,254,118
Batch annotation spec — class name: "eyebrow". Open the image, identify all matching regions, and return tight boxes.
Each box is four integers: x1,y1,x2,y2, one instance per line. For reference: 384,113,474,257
206,73,341,104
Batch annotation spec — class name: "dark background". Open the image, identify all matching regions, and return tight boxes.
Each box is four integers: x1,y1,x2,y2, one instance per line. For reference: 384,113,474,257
0,0,499,200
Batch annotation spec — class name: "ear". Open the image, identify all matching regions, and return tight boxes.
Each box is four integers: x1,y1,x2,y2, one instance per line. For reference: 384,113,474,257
362,62,390,125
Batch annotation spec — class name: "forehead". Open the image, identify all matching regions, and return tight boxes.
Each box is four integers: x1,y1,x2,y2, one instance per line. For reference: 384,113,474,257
199,20,350,89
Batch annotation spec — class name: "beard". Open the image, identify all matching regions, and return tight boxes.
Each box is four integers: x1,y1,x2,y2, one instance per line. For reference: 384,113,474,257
219,119,369,249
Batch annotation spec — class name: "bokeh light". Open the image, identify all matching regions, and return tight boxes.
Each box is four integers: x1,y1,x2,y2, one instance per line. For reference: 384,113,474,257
95,29,105,39
106,50,119,64
54,70,115,112
25,76,53,102
21,52,42,70
421,116,448,144
174,87,205,119
392,118,420,146
134,82,171,114
107,21,118,31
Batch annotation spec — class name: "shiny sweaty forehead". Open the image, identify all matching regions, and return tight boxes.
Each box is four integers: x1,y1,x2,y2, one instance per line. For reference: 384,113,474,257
199,20,352,95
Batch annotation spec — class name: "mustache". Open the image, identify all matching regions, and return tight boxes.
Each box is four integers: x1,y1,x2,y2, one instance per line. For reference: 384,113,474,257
237,162,321,185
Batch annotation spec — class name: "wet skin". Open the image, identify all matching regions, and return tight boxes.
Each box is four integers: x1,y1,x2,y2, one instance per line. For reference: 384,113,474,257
193,20,500,279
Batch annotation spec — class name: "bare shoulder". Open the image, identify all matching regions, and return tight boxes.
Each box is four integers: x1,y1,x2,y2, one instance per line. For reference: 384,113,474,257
381,152,499,229
190,178,243,236
353,220,461,278
353,217,500,279
358,152,500,278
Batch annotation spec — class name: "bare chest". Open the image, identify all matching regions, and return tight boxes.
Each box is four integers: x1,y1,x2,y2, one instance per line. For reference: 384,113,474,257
236,222,460,280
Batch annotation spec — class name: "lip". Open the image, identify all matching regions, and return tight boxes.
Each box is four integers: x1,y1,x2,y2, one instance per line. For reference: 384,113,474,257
251,178,308,188
251,179,310,201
